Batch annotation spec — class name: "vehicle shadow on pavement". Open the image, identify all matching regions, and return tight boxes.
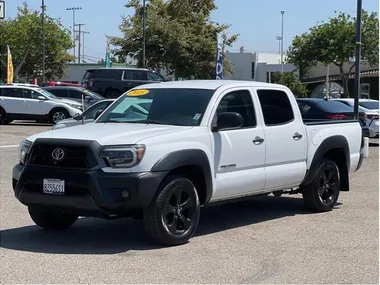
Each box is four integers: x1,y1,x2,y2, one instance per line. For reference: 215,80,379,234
0,195,340,254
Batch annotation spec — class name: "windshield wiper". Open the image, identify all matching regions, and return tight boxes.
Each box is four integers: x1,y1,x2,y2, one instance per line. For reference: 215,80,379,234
143,120,167,125
103,120,123,123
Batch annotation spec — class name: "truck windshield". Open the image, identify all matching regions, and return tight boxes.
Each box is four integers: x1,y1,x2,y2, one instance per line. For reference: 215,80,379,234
96,88,214,126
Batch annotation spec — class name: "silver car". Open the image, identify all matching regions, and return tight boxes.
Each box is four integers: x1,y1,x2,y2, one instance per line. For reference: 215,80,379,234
52,99,115,130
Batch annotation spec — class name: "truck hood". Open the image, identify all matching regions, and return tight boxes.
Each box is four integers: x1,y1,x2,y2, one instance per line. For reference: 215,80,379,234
26,123,193,145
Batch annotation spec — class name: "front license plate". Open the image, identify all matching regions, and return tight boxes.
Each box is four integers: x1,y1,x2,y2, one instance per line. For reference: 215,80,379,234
43,179,65,195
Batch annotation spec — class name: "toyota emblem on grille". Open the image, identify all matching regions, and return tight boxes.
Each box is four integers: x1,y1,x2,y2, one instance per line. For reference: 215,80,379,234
51,148,65,161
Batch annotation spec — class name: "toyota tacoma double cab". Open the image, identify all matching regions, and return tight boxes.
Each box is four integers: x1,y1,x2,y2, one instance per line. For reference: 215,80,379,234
12,80,365,246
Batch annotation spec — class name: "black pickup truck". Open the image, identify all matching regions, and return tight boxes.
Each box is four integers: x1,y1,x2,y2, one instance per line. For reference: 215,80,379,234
81,67,167,98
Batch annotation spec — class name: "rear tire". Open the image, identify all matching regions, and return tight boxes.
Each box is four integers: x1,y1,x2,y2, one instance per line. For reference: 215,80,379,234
302,158,341,212
28,206,78,230
143,176,200,246
0,107,9,124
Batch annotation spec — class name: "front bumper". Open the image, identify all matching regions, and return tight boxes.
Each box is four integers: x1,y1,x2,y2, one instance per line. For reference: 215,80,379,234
12,163,168,217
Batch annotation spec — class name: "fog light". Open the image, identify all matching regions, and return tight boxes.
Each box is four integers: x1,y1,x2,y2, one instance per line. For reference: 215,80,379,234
121,190,129,199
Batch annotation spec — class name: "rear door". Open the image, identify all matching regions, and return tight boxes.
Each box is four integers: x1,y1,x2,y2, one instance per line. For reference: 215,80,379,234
210,88,266,200
255,88,307,190
0,88,23,114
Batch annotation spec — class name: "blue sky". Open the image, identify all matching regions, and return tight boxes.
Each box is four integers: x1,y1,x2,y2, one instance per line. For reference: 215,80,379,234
5,0,379,62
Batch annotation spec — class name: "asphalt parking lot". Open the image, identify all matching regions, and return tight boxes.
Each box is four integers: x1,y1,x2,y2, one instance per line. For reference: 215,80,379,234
1,122,379,284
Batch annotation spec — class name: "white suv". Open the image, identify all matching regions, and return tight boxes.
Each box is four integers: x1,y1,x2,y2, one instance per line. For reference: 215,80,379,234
0,85,83,125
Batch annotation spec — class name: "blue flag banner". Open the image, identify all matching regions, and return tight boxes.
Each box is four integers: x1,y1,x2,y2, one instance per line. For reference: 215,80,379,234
216,36,223,80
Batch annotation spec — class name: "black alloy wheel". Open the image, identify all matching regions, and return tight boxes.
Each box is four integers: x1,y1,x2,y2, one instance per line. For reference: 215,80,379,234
144,176,200,246
302,158,341,212
317,166,339,205
162,185,197,236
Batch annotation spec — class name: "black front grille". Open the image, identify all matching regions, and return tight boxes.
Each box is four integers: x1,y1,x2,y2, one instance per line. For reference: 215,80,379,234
29,144,97,168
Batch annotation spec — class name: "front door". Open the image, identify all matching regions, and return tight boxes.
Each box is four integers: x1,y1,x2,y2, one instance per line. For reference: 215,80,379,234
210,88,266,201
21,89,50,116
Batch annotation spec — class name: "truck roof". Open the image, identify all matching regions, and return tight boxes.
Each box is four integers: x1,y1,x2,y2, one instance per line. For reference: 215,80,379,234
135,80,286,90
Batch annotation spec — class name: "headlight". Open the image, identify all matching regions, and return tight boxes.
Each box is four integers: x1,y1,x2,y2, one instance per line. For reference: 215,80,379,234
67,103,83,110
100,144,146,168
18,140,32,165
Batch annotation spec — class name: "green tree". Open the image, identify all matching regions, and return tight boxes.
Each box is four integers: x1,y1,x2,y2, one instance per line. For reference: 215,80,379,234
286,33,318,79
287,10,379,97
271,71,308,97
0,3,74,82
108,0,238,79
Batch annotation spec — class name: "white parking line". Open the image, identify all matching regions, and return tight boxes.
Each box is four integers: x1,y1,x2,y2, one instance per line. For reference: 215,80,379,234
0,144,19,148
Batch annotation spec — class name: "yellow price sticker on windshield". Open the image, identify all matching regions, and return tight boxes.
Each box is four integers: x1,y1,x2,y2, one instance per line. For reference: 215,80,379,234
127,89,149,96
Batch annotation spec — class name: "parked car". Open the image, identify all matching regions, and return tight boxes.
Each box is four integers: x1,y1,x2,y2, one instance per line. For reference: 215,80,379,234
12,80,365,246
42,86,104,109
81,67,167,98
5,83,39,88
296,98,367,126
0,85,83,125
41,81,82,87
52,99,115,130
330,98,379,138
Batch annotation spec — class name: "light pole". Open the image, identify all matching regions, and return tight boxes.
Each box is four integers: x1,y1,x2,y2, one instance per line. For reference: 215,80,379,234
66,7,82,62
142,0,146,68
354,0,362,119
276,36,282,55
280,10,284,73
41,0,45,83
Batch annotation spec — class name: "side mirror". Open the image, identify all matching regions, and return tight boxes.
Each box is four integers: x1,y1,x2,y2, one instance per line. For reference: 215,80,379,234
93,109,103,120
37,95,46,100
212,112,244,132
72,113,81,120
85,95,92,102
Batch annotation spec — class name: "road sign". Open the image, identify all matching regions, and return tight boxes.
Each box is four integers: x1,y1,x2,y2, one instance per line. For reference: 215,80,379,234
0,1,5,20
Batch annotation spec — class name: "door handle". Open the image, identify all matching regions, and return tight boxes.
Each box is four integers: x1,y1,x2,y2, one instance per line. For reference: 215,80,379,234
293,132,303,140
253,136,264,145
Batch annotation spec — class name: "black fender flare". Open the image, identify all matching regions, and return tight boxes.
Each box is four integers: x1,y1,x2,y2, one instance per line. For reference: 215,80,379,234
151,149,213,203
301,135,350,189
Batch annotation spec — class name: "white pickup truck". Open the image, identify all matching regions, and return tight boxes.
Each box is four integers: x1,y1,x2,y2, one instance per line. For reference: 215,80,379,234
12,80,365,246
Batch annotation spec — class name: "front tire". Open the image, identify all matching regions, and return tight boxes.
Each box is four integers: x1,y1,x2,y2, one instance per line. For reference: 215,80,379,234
302,158,341,212
143,176,200,246
50,109,70,125
28,206,78,230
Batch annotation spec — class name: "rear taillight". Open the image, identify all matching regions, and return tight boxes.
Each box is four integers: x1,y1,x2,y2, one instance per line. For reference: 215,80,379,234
367,115,379,120
326,114,346,120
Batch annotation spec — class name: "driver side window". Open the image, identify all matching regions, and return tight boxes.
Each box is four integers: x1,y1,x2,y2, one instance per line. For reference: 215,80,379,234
214,90,256,129
83,102,109,119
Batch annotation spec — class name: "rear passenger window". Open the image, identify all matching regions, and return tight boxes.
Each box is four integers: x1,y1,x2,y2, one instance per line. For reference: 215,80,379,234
49,89,69,98
215,90,256,128
124,70,148,80
1,88,23,98
257,90,294,125
93,69,122,79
